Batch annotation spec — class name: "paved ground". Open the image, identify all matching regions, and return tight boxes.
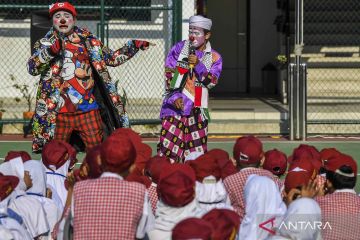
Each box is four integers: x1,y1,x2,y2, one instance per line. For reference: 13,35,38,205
3,97,360,135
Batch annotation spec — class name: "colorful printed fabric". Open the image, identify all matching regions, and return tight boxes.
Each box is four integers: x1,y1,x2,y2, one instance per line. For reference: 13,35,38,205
160,40,222,119
178,40,213,109
54,110,103,149
56,34,98,113
27,26,146,152
157,109,208,163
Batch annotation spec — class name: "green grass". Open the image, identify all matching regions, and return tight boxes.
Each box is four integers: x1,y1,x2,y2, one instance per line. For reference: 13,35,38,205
1,140,359,192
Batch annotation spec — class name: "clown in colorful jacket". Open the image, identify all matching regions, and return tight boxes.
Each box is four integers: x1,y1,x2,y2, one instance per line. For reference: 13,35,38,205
27,2,151,153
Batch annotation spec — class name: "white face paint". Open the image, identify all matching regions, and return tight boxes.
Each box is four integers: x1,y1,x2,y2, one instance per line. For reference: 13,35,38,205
189,26,206,48
52,10,75,35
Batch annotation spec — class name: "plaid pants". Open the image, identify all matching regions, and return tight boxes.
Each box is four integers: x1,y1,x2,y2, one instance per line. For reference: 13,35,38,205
157,109,208,163
55,110,103,149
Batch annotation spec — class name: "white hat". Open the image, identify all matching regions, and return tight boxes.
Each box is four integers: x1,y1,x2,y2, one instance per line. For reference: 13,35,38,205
189,15,212,30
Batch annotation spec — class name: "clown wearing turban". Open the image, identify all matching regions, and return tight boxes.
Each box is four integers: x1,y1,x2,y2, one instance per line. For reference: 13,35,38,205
158,15,223,163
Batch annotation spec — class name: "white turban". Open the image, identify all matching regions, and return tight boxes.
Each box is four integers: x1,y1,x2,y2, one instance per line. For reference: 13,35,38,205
189,15,212,30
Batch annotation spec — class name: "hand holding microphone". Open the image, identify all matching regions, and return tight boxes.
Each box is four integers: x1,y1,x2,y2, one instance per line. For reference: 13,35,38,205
188,36,197,79
49,32,65,56
49,39,61,56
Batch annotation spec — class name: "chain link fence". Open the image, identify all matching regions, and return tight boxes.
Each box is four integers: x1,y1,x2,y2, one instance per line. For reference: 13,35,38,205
0,0,196,135
302,0,360,135
104,0,174,134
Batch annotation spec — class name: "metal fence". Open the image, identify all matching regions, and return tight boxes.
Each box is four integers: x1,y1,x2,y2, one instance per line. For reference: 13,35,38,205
302,0,360,135
0,0,192,134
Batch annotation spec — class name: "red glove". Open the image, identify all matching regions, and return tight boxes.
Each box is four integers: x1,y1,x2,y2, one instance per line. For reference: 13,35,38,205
134,40,150,50
49,39,61,56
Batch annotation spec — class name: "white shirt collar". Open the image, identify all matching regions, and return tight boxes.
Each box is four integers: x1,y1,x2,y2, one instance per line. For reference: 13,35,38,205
100,172,123,180
204,41,211,53
334,189,357,194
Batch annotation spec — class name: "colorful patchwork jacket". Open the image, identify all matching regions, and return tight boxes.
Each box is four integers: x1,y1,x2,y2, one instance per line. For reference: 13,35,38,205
27,26,146,152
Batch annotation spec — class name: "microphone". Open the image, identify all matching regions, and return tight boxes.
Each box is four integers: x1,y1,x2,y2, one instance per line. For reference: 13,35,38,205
58,32,65,44
189,37,195,79
58,31,65,39
57,32,65,57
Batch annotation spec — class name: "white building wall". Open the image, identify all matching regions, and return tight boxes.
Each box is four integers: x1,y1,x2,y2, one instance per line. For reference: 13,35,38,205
181,0,196,40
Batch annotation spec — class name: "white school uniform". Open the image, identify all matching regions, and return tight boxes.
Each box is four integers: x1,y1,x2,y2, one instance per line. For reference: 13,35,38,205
42,159,70,210
0,158,49,238
0,225,14,240
195,176,232,212
148,199,204,240
24,160,61,232
0,189,32,240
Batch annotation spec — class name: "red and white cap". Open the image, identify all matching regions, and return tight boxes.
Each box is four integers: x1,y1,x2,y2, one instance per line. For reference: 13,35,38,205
144,156,171,184
42,140,77,171
288,157,317,179
284,170,312,193
263,148,288,175
288,144,322,171
324,153,357,177
320,148,341,163
208,149,237,179
0,174,19,201
5,151,31,162
100,134,136,173
111,128,152,171
172,217,213,240
186,152,221,182
233,135,263,165
49,2,77,17
202,208,241,240
158,164,196,207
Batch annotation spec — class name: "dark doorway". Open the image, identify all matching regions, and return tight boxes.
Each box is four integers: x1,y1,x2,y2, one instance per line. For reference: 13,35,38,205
206,0,248,97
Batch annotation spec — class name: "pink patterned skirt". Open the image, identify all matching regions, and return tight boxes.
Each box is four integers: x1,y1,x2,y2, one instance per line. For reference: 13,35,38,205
157,109,208,163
